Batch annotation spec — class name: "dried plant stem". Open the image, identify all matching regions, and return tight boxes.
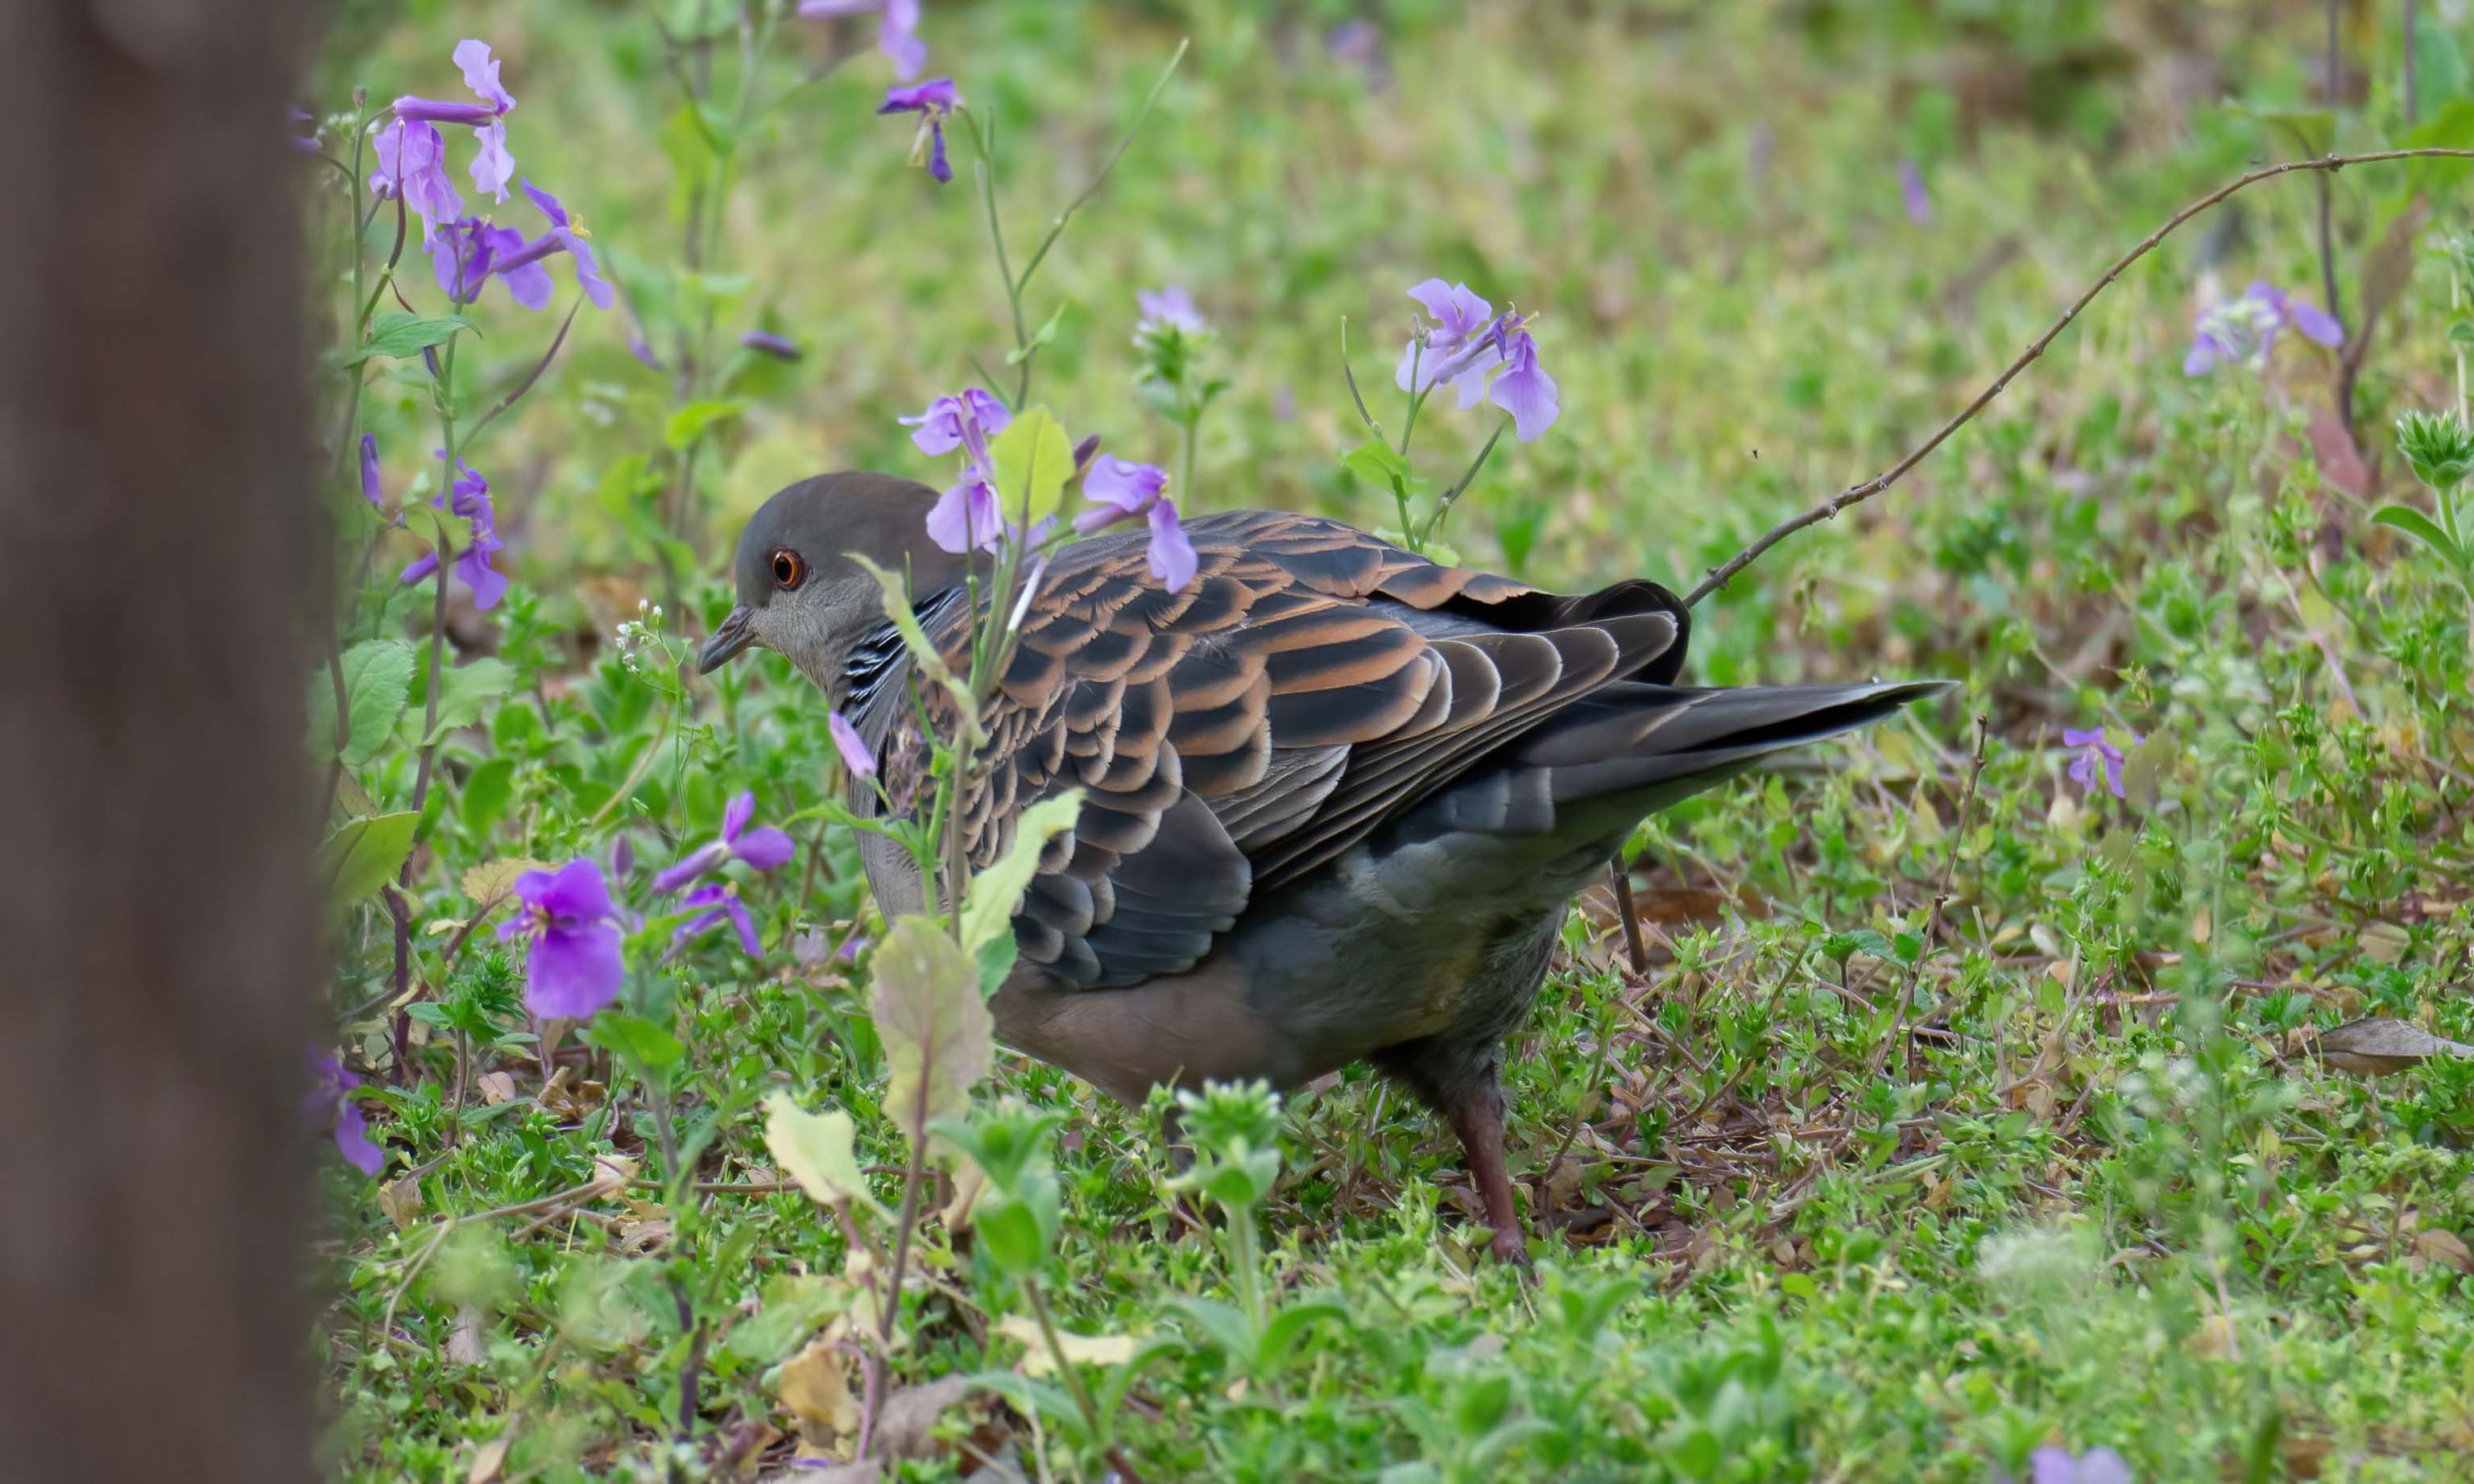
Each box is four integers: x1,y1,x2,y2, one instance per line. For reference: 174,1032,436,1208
1686,147,2474,608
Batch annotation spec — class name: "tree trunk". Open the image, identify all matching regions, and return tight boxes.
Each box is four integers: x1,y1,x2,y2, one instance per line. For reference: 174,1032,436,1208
0,4,323,1482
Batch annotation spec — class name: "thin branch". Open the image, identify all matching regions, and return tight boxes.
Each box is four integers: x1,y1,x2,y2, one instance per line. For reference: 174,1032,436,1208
1009,39,1190,292
465,299,584,447
1684,147,2474,608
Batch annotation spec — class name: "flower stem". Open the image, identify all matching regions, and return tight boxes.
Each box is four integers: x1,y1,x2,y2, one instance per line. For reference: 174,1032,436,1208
1023,1275,1109,1445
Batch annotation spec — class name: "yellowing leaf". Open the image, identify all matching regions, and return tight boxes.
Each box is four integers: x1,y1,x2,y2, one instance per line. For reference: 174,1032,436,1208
996,1312,1139,1376
987,406,1075,529
777,1335,862,1440
957,791,1082,957
872,916,991,1147
764,1093,887,1217
462,858,551,910
378,1174,425,1230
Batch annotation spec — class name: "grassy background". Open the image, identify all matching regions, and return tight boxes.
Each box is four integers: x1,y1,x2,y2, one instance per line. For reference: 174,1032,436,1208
314,2,2474,1479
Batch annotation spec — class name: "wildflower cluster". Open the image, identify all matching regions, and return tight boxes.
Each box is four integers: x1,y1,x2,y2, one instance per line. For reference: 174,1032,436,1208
2182,279,2343,375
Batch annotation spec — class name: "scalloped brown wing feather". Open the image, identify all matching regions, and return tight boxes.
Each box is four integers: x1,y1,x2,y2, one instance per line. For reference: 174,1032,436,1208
882,510,1686,988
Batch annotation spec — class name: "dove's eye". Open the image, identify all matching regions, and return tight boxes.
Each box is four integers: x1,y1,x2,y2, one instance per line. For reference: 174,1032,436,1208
769,548,805,589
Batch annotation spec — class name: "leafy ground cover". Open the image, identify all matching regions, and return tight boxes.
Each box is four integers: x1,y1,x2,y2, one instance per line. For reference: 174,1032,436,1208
311,2,2474,1478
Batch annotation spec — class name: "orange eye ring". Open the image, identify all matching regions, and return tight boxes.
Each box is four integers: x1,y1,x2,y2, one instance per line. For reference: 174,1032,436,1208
769,548,805,589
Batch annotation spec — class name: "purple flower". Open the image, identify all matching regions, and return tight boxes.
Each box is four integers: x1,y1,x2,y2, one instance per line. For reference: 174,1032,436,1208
1396,279,1496,401
879,79,961,184
742,329,803,361
1897,158,1931,224
428,215,521,304
1075,457,1197,590
1137,286,1205,333
2062,726,2129,800
399,457,509,610
499,859,627,1019
359,433,386,509
674,882,763,957
652,792,796,894
306,1052,384,1176
371,118,461,242
495,181,614,309
2184,279,2343,375
901,387,1009,461
1487,320,1561,441
798,0,927,80
377,40,518,236
2025,1445,2132,1484
925,468,1004,553
830,709,878,779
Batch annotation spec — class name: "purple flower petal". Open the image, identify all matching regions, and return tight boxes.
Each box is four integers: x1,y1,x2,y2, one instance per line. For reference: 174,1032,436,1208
521,178,569,228
1084,456,1168,511
333,1102,385,1176
925,121,951,184
524,917,625,1018
676,884,763,957
741,329,802,360
371,118,461,241
1146,498,1198,592
830,709,878,779
1488,332,1560,440
453,39,515,114
2075,1449,2132,1484
722,792,757,843
652,843,727,895
360,434,384,508
1137,286,1203,332
1897,158,1930,224
925,474,1003,553
470,120,515,202
2182,334,2220,376
879,78,961,114
2290,300,2344,348
456,543,510,610
879,0,926,80
2028,1446,2079,1484
732,825,796,873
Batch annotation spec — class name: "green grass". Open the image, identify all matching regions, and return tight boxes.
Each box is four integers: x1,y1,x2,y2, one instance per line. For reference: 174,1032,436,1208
314,2,2474,1479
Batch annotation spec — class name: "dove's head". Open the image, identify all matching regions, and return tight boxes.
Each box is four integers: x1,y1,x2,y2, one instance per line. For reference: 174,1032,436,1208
696,472,966,703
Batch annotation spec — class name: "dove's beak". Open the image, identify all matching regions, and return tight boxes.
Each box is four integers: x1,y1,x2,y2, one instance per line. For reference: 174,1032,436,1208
697,606,755,674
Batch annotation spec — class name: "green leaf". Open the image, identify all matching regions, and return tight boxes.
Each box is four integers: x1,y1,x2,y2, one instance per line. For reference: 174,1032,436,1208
308,639,415,767
1005,302,1069,365
2452,320,2474,345
1339,436,1413,488
763,1093,887,1217
871,916,991,1147
423,657,518,744
1256,1296,1350,1370
664,398,748,451
987,406,1075,529
958,791,1083,958
2373,503,2465,567
461,755,517,836
322,812,420,905
2418,14,2472,112
586,1013,685,1082
342,312,474,366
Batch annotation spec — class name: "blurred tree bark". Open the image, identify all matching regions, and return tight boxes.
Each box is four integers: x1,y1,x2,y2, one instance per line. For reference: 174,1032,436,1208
0,3,324,1482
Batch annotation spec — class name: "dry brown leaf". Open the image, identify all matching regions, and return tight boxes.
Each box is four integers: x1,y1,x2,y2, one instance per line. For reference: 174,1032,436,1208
872,1374,975,1462
938,1158,986,1233
378,1175,424,1230
777,1336,862,1441
466,1421,515,1484
2414,1227,2474,1274
539,1066,606,1120
2306,403,2371,498
475,1071,518,1106
2316,1017,2474,1075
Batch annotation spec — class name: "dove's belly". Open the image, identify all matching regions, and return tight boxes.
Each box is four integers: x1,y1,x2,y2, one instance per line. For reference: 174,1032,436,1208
987,829,1595,1102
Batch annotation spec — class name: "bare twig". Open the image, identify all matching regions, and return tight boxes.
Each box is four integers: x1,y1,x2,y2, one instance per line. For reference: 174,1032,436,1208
1686,147,2474,607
